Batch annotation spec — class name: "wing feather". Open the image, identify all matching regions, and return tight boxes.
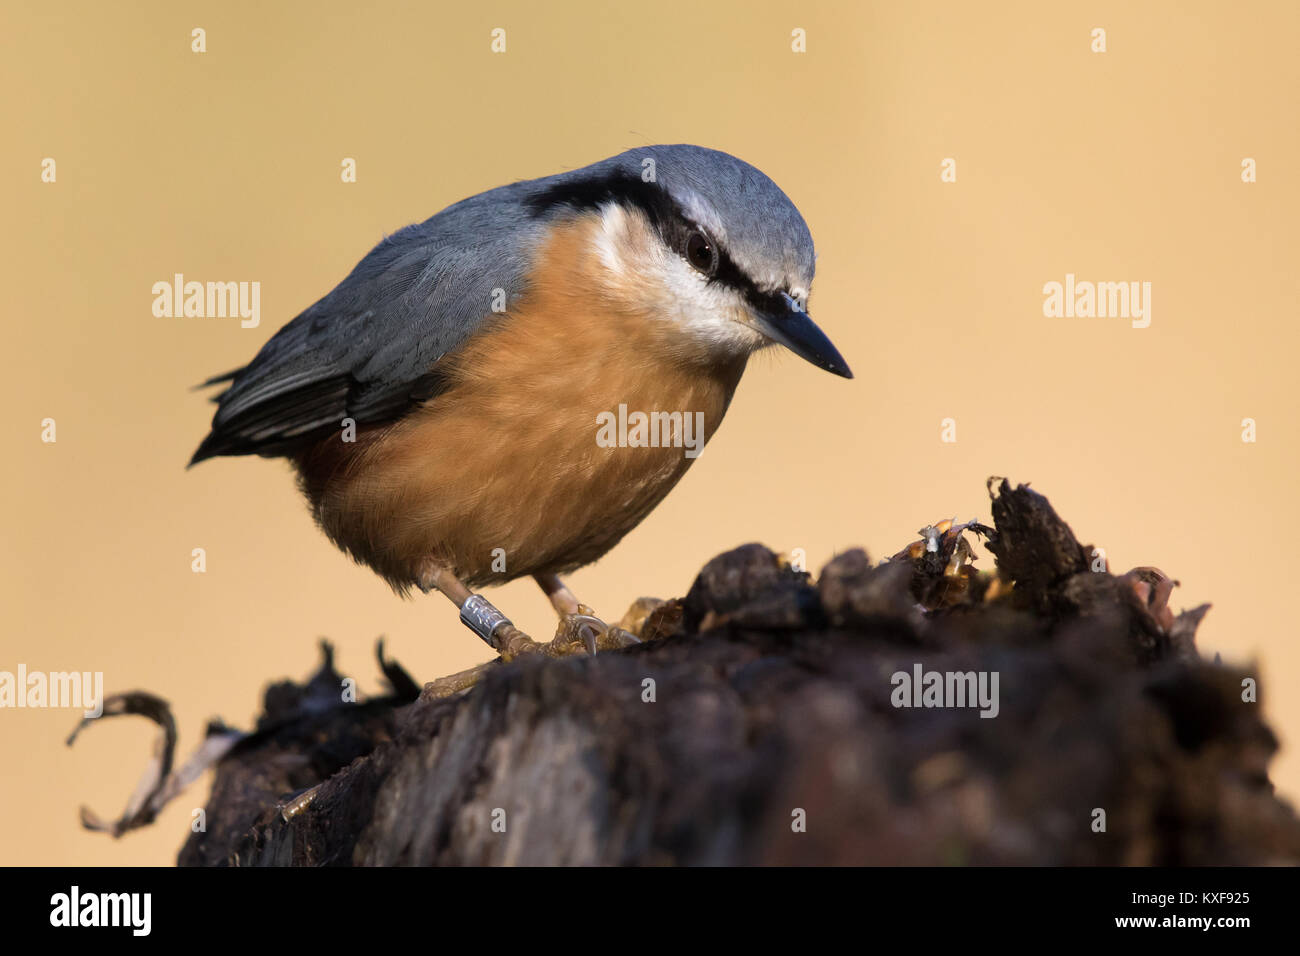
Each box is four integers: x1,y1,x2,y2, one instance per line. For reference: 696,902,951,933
189,187,547,465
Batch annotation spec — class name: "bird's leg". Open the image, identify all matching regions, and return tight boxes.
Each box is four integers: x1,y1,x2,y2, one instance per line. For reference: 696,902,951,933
534,573,642,653
535,572,583,617
418,564,595,664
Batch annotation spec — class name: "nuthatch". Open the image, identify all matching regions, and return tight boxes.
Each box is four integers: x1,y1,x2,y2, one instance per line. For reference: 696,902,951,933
191,145,851,664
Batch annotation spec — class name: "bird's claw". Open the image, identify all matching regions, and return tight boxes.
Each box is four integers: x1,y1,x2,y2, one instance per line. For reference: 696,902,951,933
492,611,643,663
549,611,642,657
572,614,603,655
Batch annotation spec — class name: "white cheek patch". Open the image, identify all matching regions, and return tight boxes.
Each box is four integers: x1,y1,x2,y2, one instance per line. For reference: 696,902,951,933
592,203,636,276
662,256,766,352
588,203,769,355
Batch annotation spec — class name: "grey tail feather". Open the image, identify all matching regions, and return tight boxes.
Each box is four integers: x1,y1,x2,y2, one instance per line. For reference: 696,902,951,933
188,433,226,468
192,366,244,391
189,368,245,466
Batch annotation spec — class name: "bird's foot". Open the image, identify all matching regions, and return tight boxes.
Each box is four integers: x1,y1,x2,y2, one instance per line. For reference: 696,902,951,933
562,606,643,655
492,609,640,662
421,660,500,699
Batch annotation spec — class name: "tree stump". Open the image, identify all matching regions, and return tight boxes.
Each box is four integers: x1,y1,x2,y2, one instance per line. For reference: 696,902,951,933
148,481,1300,865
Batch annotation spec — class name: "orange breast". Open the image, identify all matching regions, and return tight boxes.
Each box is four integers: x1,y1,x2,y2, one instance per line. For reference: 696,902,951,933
294,215,747,592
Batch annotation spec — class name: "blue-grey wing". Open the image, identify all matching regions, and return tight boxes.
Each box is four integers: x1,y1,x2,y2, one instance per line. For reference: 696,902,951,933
189,190,544,464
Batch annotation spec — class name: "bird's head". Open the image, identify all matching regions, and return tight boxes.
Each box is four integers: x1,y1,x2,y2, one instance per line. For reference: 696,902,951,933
525,145,852,378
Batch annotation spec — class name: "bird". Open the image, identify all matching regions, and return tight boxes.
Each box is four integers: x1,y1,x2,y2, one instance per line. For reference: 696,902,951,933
191,144,852,672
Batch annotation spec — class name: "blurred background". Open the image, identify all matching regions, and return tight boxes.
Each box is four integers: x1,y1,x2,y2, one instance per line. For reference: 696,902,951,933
2,0,1296,865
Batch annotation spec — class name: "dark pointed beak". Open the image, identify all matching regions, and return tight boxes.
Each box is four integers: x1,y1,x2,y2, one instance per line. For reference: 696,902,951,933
751,293,853,378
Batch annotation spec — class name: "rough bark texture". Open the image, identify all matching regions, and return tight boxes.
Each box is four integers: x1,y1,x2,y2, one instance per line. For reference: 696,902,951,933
172,480,1300,866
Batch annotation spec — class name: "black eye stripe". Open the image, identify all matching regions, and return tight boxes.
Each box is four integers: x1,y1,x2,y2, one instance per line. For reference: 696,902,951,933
527,169,678,236
527,169,784,306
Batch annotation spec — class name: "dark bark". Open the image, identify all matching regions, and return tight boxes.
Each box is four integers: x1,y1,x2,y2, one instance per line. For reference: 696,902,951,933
162,480,1297,865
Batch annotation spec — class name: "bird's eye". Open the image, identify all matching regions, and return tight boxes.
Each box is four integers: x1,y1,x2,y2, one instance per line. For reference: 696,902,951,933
684,230,718,275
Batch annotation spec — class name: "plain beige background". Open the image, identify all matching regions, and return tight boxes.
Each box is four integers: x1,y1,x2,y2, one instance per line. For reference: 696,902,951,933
2,1,1296,865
